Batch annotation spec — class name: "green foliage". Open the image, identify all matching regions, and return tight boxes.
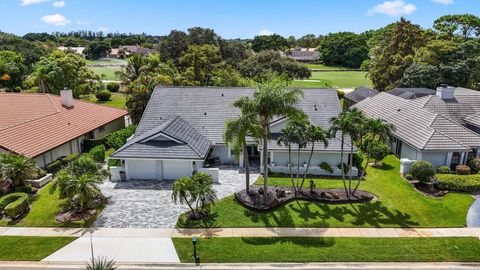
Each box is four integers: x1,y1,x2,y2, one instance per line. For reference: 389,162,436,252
251,34,289,52
239,50,311,82
107,159,121,167
105,125,137,150
179,44,224,86
336,90,345,99
319,32,369,68
172,173,217,218
410,160,435,183
369,142,390,163
95,89,112,101
0,152,39,187
296,34,320,48
405,174,414,180
337,163,350,174
89,145,106,163
0,31,49,68
455,165,471,175
45,160,62,173
433,14,480,40
106,82,120,92
352,153,364,167
0,50,27,89
85,257,117,270
82,138,106,152
60,153,79,165
437,166,452,174
320,162,334,174
0,192,29,218
126,83,153,124
84,40,111,60
437,174,480,192
468,158,480,174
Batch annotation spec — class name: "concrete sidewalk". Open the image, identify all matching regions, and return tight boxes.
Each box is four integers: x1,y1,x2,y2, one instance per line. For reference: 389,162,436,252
1,226,480,238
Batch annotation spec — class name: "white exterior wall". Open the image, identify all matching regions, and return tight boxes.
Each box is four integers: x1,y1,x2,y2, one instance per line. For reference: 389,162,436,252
210,145,237,165
271,151,348,168
421,152,448,169
400,143,421,160
94,118,126,139
124,159,193,180
33,138,83,168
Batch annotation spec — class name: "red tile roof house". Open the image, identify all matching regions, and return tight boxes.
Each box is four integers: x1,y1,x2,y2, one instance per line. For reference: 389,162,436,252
0,90,128,168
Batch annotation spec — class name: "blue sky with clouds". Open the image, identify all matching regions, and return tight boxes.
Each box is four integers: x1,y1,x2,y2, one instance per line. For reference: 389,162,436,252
1,0,479,38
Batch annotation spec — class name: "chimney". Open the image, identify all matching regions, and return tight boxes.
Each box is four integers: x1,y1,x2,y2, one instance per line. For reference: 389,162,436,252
436,84,455,100
60,89,74,108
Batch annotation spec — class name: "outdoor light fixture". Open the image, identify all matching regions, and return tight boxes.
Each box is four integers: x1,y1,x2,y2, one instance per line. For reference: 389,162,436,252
192,236,200,264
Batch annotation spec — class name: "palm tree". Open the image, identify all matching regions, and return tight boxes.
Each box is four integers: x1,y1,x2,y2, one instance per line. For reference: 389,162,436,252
172,176,197,215
345,108,366,194
0,152,39,187
233,82,304,199
64,173,103,211
277,124,298,192
353,118,393,195
224,114,259,193
299,124,330,191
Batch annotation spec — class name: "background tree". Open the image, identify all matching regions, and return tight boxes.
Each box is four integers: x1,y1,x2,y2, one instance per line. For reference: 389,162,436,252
179,44,223,86
319,32,369,68
84,40,111,60
433,14,480,41
0,50,27,90
159,30,189,64
296,34,319,48
0,31,49,68
251,34,289,52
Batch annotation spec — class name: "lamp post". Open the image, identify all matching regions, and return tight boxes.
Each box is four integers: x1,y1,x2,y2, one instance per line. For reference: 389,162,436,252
192,237,200,264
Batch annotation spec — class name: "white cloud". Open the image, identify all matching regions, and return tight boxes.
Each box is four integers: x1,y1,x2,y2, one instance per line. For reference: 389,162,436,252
432,0,454,4
76,20,90,25
21,0,50,6
98,26,109,32
41,13,71,26
53,1,65,7
259,29,274,36
367,0,417,16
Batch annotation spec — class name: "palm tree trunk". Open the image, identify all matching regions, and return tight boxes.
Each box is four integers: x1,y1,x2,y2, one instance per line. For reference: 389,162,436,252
244,144,250,193
296,146,301,189
300,142,315,191
348,143,354,195
340,132,349,199
262,126,269,200
353,153,370,195
288,145,295,194
182,194,196,215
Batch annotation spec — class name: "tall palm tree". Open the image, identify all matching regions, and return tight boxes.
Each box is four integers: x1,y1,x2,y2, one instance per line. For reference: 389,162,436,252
64,173,103,211
345,108,366,194
299,124,330,191
233,82,304,199
224,113,260,193
353,118,394,195
0,153,39,187
277,124,298,192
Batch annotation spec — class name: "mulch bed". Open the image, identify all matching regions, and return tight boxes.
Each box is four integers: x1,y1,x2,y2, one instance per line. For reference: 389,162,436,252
410,181,448,198
235,186,375,212
55,209,96,223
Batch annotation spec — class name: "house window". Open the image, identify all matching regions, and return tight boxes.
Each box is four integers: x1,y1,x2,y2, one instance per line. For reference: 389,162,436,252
451,152,461,170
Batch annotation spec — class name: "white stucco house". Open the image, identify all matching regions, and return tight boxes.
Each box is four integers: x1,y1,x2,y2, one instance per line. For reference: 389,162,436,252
110,86,356,181
0,90,129,168
353,85,480,170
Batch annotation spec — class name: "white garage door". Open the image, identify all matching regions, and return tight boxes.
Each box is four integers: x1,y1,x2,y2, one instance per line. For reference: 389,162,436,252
162,160,192,180
126,159,158,180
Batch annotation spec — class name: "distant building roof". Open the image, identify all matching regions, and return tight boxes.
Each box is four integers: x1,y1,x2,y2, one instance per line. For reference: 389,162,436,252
353,92,480,152
57,46,85,55
0,93,127,157
387,88,436,99
288,50,320,61
344,86,379,103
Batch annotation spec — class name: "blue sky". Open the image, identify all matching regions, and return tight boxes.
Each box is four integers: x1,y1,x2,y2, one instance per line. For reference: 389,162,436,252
1,0,479,38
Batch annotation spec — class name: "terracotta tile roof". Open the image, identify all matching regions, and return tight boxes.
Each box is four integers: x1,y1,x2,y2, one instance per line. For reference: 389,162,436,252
0,93,127,158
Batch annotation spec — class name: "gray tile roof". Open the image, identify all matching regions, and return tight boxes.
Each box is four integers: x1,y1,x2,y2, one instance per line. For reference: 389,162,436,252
287,51,321,61
388,88,436,99
135,86,349,153
353,92,479,152
111,115,211,160
344,86,379,102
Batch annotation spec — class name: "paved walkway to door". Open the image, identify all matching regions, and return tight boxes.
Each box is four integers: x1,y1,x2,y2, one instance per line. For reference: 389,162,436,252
94,168,259,228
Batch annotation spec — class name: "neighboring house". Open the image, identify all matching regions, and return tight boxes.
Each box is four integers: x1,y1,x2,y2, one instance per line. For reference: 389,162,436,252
387,87,436,99
0,90,128,168
285,47,320,63
353,86,480,170
110,87,355,181
343,86,379,109
117,45,153,56
57,46,86,57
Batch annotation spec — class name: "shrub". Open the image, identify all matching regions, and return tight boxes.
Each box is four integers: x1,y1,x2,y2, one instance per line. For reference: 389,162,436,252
95,90,112,101
352,153,364,167
0,192,29,218
437,166,451,174
337,90,345,99
105,125,136,150
45,160,62,173
337,163,350,174
468,158,480,174
410,160,435,183
320,162,334,174
107,159,121,167
89,145,106,163
14,185,36,194
61,153,79,165
405,174,414,180
106,82,120,92
82,138,106,152
455,165,471,175
437,174,480,192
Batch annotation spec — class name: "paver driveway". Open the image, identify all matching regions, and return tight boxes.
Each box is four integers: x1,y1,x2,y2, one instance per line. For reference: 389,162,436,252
94,168,259,228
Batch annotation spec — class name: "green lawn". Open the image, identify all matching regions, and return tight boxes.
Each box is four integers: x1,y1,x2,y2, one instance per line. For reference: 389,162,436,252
304,64,354,70
88,66,122,81
291,71,372,89
177,155,473,228
85,58,127,65
86,92,127,109
0,236,75,261
0,182,102,227
174,237,480,263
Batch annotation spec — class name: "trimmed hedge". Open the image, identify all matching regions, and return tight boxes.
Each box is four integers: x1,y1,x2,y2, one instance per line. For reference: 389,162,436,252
89,145,106,163
45,160,62,173
95,90,112,101
437,166,451,174
437,174,480,192
106,82,120,92
82,138,106,152
410,160,435,183
0,192,29,218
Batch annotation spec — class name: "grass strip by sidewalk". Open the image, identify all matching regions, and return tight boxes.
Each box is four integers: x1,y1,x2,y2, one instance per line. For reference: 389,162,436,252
173,237,480,263
0,236,75,261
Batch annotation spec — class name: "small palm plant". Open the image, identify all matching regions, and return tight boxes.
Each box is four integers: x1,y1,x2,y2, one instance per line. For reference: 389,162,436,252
0,152,39,187
84,257,116,270
172,173,217,220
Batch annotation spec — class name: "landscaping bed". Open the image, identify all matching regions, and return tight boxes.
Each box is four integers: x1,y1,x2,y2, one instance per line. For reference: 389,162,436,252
173,237,480,263
235,186,374,211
